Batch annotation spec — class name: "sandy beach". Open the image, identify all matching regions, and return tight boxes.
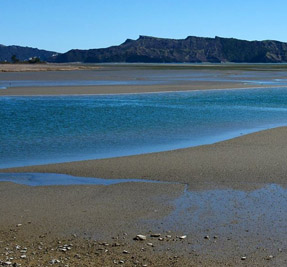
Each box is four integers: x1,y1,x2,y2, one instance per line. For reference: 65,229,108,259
2,127,287,266
1,65,287,266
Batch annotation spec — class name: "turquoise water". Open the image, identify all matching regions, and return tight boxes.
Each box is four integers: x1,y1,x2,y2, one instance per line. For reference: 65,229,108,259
1,87,287,168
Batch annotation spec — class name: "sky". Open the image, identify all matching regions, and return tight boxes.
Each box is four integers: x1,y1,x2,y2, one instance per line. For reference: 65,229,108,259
1,0,287,53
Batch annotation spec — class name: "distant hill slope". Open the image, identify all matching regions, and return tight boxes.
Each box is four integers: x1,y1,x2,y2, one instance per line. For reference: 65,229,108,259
0,44,58,62
52,36,287,63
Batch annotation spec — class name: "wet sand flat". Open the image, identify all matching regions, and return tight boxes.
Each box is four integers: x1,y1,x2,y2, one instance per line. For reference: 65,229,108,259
2,128,287,265
1,63,287,96
0,82,259,96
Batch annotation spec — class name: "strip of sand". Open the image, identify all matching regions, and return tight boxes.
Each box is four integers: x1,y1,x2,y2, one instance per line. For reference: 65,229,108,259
0,82,263,96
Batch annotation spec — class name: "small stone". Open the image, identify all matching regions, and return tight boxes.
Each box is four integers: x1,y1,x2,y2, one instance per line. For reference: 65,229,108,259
166,235,172,238
241,256,247,260
158,237,164,241
134,235,146,241
123,250,129,254
50,259,60,264
119,260,124,264
20,255,26,259
147,243,153,247
266,255,274,260
16,224,22,227
204,235,210,240
4,262,12,266
112,242,121,247
213,235,218,239
179,235,187,239
150,233,161,237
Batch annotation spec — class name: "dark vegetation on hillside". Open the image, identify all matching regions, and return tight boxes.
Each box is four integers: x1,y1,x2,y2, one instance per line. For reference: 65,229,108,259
52,36,287,63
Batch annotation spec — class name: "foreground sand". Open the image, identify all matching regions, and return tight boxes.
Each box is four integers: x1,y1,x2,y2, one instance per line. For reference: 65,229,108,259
2,127,287,266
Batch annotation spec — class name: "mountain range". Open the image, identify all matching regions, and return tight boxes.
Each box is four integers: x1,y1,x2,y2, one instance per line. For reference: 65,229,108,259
2,36,287,63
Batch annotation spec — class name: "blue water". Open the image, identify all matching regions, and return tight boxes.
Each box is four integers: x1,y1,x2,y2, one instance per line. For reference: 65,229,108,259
1,87,287,168
0,172,162,186
0,80,164,88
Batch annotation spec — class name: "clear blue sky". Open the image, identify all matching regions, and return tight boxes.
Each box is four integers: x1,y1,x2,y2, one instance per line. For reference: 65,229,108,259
1,0,286,52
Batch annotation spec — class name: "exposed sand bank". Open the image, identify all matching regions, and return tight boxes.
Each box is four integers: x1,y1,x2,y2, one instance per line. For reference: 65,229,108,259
0,82,262,96
0,63,101,72
1,64,287,96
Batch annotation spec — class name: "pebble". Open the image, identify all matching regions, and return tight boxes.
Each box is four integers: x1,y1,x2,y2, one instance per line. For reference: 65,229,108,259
147,243,154,247
266,255,274,260
16,224,22,227
119,260,124,264
134,235,146,241
241,256,247,260
204,235,210,240
50,259,60,264
123,250,129,254
20,255,26,259
179,235,187,239
150,233,161,237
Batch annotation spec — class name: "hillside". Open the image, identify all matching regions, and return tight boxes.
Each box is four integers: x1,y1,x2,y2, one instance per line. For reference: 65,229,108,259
0,44,58,62
52,36,287,63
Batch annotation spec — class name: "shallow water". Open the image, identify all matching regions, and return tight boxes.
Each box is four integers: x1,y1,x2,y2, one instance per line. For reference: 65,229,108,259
157,183,287,251
2,87,287,168
0,80,164,88
0,172,162,186
1,76,287,88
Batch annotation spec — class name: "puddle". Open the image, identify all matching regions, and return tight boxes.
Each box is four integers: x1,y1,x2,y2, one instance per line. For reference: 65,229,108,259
0,172,162,186
160,184,287,243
